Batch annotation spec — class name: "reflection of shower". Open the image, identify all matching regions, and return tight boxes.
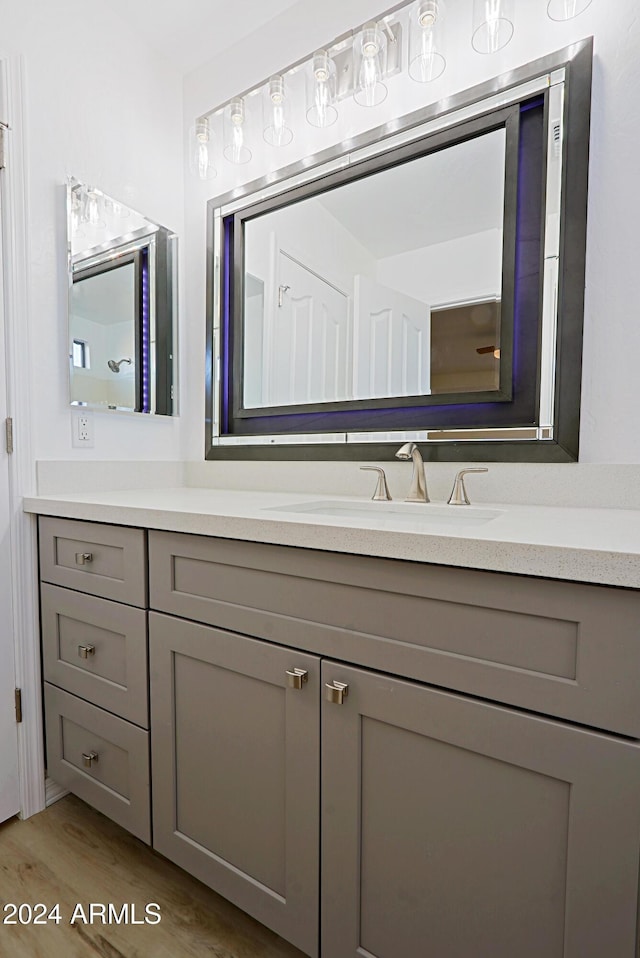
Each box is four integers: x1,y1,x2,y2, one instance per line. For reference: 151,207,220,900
107,358,132,373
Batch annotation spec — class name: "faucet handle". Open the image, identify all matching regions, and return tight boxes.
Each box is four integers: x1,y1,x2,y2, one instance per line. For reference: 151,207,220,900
448,468,488,506
360,467,392,501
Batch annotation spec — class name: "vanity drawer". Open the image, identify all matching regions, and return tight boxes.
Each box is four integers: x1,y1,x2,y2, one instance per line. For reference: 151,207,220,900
44,683,150,844
39,517,147,607
149,530,640,737
41,584,148,728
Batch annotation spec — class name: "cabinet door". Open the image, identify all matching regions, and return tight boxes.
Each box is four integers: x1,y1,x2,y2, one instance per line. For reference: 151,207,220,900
150,612,320,958
321,661,640,958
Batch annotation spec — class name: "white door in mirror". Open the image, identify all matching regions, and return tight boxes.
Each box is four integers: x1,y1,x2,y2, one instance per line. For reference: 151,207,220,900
353,275,431,399
266,252,350,406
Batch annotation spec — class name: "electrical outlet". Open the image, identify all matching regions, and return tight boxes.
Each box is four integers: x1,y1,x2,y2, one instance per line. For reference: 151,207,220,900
71,411,94,449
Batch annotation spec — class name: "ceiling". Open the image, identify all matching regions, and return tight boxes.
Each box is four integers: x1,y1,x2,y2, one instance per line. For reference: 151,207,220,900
108,0,304,76
317,129,507,259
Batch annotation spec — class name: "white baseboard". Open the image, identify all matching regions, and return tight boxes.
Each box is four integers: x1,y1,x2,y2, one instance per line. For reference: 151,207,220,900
45,778,68,808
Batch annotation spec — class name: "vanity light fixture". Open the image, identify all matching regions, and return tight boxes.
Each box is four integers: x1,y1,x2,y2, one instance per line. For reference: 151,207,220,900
353,21,388,107
471,0,515,54
306,51,338,128
190,117,217,180
409,0,446,83
547,0,592,20
190,0,591,180
223,97,252,165
263,75,294,147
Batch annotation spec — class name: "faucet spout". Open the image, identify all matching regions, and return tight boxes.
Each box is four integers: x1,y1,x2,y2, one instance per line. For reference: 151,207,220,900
395,443,429,502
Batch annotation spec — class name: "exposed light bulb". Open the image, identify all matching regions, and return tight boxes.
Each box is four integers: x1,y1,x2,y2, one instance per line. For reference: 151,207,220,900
224,98,252,164
263,76,293,147
354,23,388,108
306,51,338,128
85,189,105,228
361,56,378,103
232,124,245,161
410,0,446,82
190,117,216,180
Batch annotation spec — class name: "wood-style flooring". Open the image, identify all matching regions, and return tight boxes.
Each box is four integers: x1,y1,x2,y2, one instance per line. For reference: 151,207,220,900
0,795,306,958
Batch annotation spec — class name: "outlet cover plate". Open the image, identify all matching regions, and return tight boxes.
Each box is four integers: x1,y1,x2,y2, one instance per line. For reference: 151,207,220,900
71,411,95,449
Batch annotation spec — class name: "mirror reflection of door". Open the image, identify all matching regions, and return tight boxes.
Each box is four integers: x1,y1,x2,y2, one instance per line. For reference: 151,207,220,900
353,276,431,399
262,251,350,407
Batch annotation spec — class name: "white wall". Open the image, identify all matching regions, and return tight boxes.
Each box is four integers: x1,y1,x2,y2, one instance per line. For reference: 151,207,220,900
0,0,184,462
183,0,640,464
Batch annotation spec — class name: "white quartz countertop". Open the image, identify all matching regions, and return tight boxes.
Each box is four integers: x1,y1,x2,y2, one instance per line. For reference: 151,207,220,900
22,486,640,588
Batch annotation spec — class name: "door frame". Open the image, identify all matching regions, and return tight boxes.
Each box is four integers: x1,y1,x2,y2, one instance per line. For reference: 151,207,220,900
0,53,46,819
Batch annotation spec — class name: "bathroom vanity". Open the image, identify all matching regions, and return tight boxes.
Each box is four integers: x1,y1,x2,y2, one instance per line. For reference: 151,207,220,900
29,490,640,958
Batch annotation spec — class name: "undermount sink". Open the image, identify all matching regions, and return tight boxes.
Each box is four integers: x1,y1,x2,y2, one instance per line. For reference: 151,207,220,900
264,499,503,528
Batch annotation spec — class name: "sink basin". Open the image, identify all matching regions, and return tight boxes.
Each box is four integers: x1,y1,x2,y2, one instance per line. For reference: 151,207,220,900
264,499,502,528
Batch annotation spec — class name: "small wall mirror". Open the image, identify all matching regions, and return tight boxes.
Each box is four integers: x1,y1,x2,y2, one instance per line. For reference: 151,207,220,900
67,179,177,415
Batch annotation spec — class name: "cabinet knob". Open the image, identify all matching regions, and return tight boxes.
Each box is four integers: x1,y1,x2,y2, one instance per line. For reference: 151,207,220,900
75,552,93,565
78,644,96,659
82,751,99,769
286,668,309,690
325,681,349,705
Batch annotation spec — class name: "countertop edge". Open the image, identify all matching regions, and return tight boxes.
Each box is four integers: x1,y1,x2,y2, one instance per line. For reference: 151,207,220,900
23,494,640,590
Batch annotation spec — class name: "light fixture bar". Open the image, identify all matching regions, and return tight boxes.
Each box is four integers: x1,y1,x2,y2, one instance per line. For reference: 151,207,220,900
333,21,403,101
196,2,408,125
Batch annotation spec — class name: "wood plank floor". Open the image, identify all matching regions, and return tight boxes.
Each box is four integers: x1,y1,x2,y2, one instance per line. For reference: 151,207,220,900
0,795,306,958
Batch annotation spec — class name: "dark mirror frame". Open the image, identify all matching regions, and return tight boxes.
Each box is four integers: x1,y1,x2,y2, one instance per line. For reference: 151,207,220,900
205,39,592,462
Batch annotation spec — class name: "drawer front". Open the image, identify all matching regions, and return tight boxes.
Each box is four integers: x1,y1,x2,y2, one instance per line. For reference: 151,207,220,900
44,684,150,843
41,584,148,727
149,530,640,737
39,517,147,607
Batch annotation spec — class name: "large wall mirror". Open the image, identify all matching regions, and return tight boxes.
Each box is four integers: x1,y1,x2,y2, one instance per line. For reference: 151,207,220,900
207,40,592,461
68,179,177,415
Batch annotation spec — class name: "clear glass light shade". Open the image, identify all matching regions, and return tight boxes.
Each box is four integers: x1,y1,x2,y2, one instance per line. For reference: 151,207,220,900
353,22,388,108
547,0,592,19
224,98,252,165
409,1,446,82
70,188,85,237
189,118,217,180
85,188,105,229
472,0,515,54
306,52,338,128
263,76,294,147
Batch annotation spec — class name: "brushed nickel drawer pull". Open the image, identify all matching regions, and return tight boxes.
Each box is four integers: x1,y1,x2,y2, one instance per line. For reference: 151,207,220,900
325,681,349,705
82,751,99,768
75,552,93,565
78,644,96,659
286,668,309,690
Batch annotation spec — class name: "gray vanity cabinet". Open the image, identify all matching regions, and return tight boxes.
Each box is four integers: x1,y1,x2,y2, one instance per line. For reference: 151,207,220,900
37,520,640,957
149,612,320,958
39,516,151,843
321,661,640,958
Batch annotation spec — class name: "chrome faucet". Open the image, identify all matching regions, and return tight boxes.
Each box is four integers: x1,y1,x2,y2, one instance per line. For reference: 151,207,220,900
395,443,429,502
